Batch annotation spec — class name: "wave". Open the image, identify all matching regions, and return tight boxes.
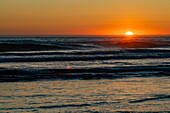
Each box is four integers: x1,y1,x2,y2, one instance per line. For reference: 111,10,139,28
129,95,170,103
114,41,170,48
0,49,170,56
0,65,169,82
0,54,169,62
0,36,170,52
38,101,119,109
0,101,119,110
0,43,69,52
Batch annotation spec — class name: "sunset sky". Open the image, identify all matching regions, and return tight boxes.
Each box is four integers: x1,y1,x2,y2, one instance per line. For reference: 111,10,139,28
0,0,170,35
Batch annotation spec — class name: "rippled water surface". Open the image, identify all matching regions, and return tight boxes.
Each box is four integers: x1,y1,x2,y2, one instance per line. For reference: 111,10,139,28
0,36,169,112
0,77,169,112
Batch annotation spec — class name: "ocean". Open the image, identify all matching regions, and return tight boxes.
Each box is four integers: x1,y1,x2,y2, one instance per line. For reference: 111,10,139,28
0,35,169,112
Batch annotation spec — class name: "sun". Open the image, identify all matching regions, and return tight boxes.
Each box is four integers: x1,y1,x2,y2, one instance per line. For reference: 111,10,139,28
125,31,133,36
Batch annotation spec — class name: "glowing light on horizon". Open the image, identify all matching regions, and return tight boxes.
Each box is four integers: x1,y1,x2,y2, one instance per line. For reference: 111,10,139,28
125,31,133,36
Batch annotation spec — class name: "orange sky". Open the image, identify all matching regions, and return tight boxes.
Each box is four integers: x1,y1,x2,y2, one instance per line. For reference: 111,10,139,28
0,0,170,35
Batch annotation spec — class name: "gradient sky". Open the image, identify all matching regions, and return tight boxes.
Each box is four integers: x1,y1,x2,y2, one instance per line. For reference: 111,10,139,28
0,0,170,35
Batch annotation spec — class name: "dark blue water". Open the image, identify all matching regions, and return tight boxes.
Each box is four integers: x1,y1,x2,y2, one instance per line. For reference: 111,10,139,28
0,36,169,112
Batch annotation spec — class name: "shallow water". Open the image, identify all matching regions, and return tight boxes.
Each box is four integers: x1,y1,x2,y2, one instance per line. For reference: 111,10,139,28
0,77,169,112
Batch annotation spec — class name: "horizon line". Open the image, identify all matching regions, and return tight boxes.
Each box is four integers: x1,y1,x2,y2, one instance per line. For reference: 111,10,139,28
0,34,170,37
0,34,170,38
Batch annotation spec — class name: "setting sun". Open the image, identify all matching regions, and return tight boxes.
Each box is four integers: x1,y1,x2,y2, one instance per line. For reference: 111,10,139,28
125,31,133,36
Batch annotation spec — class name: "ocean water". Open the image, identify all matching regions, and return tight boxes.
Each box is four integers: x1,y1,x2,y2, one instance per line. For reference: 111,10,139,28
0,36,170,112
